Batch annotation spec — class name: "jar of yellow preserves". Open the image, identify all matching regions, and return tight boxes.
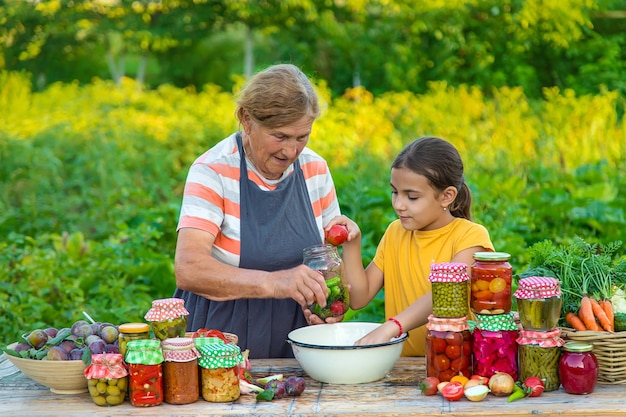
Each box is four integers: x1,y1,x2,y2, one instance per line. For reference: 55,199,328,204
198,343,242,402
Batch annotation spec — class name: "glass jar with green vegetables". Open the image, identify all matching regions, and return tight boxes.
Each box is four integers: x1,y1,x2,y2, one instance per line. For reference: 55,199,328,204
517,328,564,392
428,262,470,318
514,276,562,331
144,298,189,341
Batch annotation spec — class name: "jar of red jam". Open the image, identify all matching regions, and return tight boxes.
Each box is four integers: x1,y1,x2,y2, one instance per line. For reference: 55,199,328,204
514,276,562,331
425,315,472,381
429,262,470,318
162,337,200,405
471,252,512,315
125,339,164,407
559,341,598,395
472,313,519,380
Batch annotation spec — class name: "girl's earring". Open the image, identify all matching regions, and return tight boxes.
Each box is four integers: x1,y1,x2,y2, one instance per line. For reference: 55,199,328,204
443,207,448,211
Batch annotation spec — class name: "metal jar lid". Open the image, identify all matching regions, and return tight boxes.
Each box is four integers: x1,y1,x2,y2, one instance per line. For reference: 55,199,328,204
473,251,511,261
562,341,594,353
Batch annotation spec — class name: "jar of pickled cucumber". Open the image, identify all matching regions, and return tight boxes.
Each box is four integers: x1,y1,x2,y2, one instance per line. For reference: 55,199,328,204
144,298,189,341
425,315,473,382
118,322,151,358
472,313,519,380
516,328,564,392
84,353,128,407
514,276,562,331
428,262,470,318
471,252,513,315
162,337,201,405
198,343,242,402
125,339,164,407
303,244,350,319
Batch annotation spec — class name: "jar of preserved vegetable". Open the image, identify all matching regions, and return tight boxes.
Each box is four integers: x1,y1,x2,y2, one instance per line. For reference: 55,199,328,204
472,313,519,380
303,244,350,319
471,252,513,315
514,276,562,331
144,298,189,340
125,339,164,407
162,337,201,405
118,322,151,358
425,315,473,382
559,341,598,395
198,343,242,402
428,262,470,318
517,328,564,392
84,353,128,407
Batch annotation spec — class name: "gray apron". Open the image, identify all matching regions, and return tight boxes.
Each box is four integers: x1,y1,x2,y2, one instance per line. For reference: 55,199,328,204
174,133,322,358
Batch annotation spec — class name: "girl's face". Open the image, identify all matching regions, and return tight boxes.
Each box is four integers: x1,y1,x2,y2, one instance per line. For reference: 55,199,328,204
243,115,314,180
390,167,454,231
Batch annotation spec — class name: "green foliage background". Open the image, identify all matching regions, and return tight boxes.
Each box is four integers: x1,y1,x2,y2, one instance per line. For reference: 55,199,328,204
1,70,625,342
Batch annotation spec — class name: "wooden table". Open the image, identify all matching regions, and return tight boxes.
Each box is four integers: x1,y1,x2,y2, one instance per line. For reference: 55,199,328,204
1,354,624,416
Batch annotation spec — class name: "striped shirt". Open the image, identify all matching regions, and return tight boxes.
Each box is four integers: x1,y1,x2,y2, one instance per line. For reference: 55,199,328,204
177,132,341,267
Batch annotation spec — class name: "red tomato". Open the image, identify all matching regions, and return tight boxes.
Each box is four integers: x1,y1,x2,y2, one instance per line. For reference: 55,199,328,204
434,354,451,371
451,356,470,372
445,345,461,360
431,338,447,353
441,381,464,401
438,369,457,382
445,332,464,346
420,376,440,396
192,328,229,342
462,341,472,356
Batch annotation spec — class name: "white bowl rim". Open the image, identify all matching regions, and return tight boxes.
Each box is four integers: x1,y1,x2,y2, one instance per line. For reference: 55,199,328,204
287,329,408,350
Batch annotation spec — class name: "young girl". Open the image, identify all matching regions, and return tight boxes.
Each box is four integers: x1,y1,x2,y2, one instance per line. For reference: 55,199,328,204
333,136,494,356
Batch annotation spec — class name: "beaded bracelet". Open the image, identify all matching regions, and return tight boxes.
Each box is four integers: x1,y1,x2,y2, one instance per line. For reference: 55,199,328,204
387,317,403,338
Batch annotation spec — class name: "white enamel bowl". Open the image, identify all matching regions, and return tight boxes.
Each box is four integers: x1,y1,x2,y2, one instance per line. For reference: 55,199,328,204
287,322,407,384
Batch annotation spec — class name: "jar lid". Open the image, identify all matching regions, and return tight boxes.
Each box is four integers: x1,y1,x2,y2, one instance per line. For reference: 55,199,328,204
162,337,200,362
516,328,565,347
125,339,164,364
475,312,519,331
473,251,510,261
426,315,470,332
514,276,561,299
119,322,150,334
198,343,242,369
428,262,469,283
194,336,227,349
144,297,189,321
562,341,594,353
84,353,128,379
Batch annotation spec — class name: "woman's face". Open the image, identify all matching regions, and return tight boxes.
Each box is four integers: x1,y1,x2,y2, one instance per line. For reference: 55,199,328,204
244,115,314,180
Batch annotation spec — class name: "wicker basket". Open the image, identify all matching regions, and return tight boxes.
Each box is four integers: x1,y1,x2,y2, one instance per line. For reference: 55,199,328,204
185,331,239,345
560,327,626,385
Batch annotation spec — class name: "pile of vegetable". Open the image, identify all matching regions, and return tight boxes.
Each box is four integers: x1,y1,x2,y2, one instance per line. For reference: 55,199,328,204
518,237,626,332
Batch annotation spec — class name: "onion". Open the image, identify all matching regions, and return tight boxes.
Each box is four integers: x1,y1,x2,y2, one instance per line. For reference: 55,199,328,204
488,372,515,397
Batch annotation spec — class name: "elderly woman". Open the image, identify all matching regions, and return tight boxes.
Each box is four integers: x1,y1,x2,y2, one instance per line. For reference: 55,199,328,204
174,64,342,358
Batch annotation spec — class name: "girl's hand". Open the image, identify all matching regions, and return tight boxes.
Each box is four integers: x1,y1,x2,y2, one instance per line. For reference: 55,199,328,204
325,215,361,244
353,321,398,346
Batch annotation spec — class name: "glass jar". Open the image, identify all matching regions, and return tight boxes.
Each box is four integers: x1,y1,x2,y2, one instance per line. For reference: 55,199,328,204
144,298,189,341
302,244,350,319
517,328,564,392
162,337,200,405
428,262,470,318
514,276,562,331
559,342,599,395
198,343,242,402
125,339,164,407
425,315,472,381
118,322,151,358
84,353,128,407
472,313,519,380
471,252,513,315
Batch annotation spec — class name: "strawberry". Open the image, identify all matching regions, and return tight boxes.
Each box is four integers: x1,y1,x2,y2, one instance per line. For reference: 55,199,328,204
325,224,348,246
329,300,346,316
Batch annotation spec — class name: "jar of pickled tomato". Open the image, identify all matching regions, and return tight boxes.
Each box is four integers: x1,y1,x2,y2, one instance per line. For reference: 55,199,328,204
125,339,164,407
425,315,472,382
428,262,470,318
198,343,242,402
472,312,520,380
471,252,512,315
559,342,598,395
517,328,564,392
84,353,128,407
514,276,562,331
162,337,201,405
144,298,189,341
303,244,350,319
118,322,151,358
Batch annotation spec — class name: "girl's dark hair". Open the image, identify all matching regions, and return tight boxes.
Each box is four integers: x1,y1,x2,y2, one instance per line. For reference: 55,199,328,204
392,136,472,220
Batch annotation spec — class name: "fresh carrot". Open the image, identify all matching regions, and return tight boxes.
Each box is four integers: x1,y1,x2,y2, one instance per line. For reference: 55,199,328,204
565,312,587,331
599,300,615,332
590,297,612,332
578,296,600,331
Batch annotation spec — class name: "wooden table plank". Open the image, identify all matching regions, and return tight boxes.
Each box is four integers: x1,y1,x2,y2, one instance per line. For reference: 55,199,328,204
1,354,624,416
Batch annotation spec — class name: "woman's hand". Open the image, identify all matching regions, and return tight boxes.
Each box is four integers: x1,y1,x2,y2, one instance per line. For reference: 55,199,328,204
353,321,398,346
302,307,345,325
268,264,328,309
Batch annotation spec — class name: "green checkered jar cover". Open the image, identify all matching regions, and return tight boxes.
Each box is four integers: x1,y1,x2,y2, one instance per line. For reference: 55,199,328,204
198,343,242,369
124,339,164,365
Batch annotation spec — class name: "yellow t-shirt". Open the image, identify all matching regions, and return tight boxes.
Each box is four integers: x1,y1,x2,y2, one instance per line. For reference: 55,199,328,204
373,218,494,356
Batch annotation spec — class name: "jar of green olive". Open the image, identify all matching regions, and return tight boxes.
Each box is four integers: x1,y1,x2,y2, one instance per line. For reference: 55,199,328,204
84,353,129,407
429,262,470,318
144,298,189,341
118,322,151,358
516,328,564,392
